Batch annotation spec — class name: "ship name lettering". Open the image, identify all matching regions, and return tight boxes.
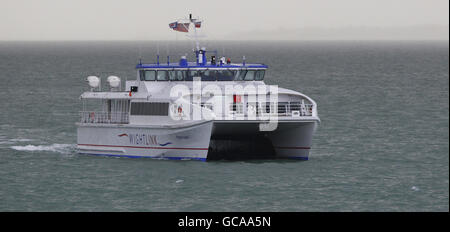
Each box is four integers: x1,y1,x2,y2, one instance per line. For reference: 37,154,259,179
128,134,158,145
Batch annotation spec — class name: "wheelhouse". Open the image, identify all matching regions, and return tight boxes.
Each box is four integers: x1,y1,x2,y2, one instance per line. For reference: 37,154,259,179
137,68,266,82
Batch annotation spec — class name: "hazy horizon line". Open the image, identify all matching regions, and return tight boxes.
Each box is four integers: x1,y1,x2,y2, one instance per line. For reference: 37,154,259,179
1,25,448,41
1,39,448,42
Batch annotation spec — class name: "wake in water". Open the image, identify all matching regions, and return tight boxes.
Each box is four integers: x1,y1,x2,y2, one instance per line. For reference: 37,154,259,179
0,138,34,146
10,143,75,154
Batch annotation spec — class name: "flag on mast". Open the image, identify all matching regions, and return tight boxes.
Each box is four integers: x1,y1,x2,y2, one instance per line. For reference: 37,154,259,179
169,22,190,32
194,21,201,28
169,14,202,32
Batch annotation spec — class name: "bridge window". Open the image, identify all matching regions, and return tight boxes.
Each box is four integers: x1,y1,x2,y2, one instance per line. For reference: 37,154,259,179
234,70,246,81
169,70,185,81
217,70,234,81
186,70,199,81
244,70,256,81
202,70,216,81
157,70,169,81
140,70,156,81
141,69,265,81
255,70,265,81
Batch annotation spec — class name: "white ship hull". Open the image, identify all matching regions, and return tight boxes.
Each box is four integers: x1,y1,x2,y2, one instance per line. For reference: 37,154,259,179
269,121,318,160
77,121,213,161
77,119,318,161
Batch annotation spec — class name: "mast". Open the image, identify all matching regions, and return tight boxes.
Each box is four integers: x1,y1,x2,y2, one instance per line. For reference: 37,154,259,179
190,14,200,52
169,14,204,64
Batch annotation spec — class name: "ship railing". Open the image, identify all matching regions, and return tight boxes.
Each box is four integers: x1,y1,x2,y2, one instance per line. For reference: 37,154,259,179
225,102,314,118
80,111,129,124
276,102,314,117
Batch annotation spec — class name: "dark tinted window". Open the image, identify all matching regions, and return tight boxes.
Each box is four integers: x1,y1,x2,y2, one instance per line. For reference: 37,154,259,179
169,70,186,81
255,70,265,81
217,70,235,81
156,71,168,81
245,70,256,81
144,70,156,81
130,102,169,116
181,69,261,81
234,70,247,81
186,70,199,81
202,70,216,81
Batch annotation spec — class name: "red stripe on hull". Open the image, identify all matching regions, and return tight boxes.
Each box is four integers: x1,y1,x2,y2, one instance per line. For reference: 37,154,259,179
78,144,209,150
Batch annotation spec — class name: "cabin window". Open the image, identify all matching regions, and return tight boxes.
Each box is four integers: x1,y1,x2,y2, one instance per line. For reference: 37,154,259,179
202,70,216,81
217,70,234,81
234,70,247,81
244,70,256,81
255,70,265,81
144,70,156,81
189,70,200,78
186,70,200,81
169,70,185,81
149,69,264,81
130,102,169,116
187,70,211,81
157,70,169,81
141,69,264,81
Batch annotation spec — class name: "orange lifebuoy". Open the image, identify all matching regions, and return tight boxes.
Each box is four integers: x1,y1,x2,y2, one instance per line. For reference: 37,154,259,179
177,106,183,114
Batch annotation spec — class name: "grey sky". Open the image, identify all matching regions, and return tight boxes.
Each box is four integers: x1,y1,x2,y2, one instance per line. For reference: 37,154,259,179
1,0,448,40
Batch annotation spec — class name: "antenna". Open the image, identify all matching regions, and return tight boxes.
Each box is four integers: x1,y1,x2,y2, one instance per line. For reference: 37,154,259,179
190,13,200,52
138,42,142,64
166,42,170,64
166,40,169,54
156,41,160,65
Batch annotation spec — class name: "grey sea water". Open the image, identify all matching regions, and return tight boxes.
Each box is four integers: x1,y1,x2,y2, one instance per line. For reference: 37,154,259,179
0,41,448,211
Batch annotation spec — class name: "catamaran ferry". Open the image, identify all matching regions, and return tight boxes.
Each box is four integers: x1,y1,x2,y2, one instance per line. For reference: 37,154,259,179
76,15,320,161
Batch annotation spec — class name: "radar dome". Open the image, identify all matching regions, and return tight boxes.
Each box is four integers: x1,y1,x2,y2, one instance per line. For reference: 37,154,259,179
87,76,100,88
107,76,121,88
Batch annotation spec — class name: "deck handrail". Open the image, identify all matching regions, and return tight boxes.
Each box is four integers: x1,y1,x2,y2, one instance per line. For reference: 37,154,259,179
80,111,129,124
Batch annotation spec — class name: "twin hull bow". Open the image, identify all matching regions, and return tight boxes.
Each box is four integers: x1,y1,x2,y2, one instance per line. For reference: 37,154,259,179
77,118,318,161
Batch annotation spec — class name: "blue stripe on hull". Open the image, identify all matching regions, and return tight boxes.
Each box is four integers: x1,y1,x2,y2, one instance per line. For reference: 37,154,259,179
79,153,308,161
78,152,207,161
285,156,309,161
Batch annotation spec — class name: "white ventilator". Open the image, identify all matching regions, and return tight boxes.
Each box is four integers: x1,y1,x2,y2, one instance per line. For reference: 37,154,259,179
87,76,100,88
107,76,121,89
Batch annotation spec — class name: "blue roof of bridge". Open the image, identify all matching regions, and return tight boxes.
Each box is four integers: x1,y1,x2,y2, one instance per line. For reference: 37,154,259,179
136,62,268,69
